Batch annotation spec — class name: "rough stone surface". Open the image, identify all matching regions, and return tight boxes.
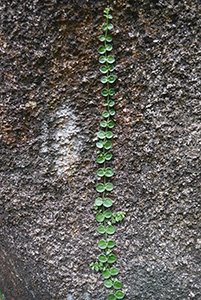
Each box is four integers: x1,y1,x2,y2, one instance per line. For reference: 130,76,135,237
0,0,200,299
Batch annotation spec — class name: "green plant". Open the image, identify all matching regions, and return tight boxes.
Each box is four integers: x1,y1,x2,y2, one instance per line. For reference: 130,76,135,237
90,8,126,300
0,291,5,300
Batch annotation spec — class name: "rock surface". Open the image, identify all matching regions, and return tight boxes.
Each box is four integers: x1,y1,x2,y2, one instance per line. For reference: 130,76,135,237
0,0,200,299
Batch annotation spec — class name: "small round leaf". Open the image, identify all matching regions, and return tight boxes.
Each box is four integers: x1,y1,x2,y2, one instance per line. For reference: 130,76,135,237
95,197,103,206
96,141,103,148
110,267,119,276
109,109,115,116
108,65,115,72
98,46,106,54
107,240,115,248
96,213,105,222
102,269,111,279
105,167,114,177
115,291,124,299
107,55,115,64
104,210,112,218
109,100,115,107
101,89,109,97
108,14,113,19
98,239,107,249
104,279,113,288
108,75,116,83
97,131,106,139
109,89,115,96
108,293,116,300
100,120,107,127
108,24,114,30
105,182,114,191
103,198,113,208
106,225,115,235
99,35,105,42
106,44,113,51
101,76,107,84
97,168,105,177
99,56,106,63
106,131,113,139
108,120,114,128
105,152,112,160
100,65,108,73
108,254,116,264
97,225,105,234
106,35,113,42
98,254,107,263
113,281,122,290
101,24,107,31
97,155,105,164
102,111,110,118
104,140,112,150
96,183,105,193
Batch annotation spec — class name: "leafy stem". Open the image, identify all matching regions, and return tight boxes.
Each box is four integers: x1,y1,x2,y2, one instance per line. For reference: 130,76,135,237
90,7,126,300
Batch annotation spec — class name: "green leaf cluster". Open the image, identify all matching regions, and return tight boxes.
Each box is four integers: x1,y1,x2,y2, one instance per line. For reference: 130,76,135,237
0,292,5,300
90,7,125,300
99,55,115,64
90,261,104,272
111,212,126,223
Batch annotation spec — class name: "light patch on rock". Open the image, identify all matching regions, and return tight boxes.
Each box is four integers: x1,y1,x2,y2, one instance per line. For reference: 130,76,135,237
40,104,82,176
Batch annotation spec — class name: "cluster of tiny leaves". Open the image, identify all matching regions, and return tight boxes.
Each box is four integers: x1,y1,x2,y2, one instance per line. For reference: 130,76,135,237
90,8,125,300
0,292,5,300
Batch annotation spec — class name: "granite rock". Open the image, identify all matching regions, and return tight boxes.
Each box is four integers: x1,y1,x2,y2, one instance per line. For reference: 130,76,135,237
0,0,200,299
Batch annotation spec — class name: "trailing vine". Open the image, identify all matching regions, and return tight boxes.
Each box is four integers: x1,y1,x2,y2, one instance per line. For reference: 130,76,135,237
90,8,126,300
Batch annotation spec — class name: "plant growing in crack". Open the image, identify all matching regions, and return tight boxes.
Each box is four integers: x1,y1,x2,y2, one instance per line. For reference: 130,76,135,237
90,8,126,300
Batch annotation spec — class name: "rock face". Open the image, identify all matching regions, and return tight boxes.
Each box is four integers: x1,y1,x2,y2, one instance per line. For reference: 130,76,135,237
0,0,200,299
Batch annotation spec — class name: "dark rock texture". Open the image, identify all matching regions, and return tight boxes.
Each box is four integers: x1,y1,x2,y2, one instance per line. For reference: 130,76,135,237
0,0,200,299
